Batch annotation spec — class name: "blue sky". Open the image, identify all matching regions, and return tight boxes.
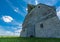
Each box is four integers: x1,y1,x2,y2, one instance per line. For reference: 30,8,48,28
0,0,60,36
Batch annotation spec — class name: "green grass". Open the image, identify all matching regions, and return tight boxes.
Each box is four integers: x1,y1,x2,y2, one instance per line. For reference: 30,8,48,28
0,37,60,42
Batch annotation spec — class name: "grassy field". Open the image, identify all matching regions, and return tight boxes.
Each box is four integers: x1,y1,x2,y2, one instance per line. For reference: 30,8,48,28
0,37,60,42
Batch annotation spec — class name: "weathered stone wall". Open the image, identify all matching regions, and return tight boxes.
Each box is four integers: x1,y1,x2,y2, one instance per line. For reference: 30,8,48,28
20,28,27,37
35,16,60,38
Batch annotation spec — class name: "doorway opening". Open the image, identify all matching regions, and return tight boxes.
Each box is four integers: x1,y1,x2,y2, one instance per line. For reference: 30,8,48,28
30,35,34,37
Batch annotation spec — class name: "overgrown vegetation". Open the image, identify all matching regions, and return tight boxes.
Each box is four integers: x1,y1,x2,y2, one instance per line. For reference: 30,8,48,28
0,37,60,42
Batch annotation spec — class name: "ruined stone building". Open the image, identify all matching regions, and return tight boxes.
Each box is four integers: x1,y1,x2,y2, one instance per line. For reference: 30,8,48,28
20,3,60,38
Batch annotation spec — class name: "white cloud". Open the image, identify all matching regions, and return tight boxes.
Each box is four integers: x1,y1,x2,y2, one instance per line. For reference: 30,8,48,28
57,11,60,19
2,16,13,23
56,6,60,19
26,8,28,11
56,6,60,11
14,8,19,12
35,0,38,5
0,30,20,36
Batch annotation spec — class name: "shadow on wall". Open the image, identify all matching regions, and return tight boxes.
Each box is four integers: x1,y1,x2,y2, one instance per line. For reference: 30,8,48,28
20,30,34,37
20,29,26,37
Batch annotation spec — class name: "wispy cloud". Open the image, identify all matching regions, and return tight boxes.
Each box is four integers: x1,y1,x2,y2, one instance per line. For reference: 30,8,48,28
10,21,22,36
0,22,22,36
6,0,26,17
0,26,13,36
24,0,58,5
14,7,26,17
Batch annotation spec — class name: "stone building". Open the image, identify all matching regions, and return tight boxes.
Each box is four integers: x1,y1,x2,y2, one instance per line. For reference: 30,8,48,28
20,3,60,38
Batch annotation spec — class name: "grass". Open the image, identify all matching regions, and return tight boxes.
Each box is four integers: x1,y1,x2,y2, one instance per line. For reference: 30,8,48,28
0,37,60,42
